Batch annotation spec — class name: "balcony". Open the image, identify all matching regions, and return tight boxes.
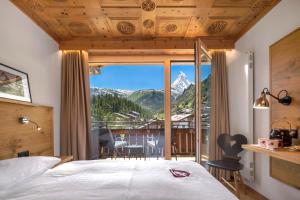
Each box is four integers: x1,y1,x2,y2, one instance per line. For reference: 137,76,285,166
90,119,209,161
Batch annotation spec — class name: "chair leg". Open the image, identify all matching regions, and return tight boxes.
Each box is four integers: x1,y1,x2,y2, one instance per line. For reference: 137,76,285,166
113,148,117,160
173,145,178,161
209,166,213,174
237,171,245,196
220,169,225,182
233,171,243,198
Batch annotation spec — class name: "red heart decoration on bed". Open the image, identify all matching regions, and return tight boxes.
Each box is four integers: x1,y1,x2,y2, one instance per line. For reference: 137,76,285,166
169,169,190,178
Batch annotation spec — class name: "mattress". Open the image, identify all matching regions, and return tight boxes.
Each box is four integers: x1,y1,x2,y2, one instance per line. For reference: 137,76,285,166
0,160,238,200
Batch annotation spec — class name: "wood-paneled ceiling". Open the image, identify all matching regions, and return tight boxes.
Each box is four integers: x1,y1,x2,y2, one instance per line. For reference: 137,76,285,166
11,0,280,50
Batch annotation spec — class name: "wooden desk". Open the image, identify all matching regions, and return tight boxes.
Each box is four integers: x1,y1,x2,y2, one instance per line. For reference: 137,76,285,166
242,144,300,165
242,144,300,189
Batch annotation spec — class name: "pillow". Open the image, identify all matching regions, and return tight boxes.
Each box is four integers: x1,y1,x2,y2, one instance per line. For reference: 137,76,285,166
0,156,61,190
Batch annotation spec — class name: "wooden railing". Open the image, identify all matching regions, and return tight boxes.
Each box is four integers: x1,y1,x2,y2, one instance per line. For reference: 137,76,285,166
92,120,196,130
90,120,209,158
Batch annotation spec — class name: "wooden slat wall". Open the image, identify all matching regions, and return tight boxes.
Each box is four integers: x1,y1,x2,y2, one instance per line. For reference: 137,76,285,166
0,99,54,160
269,27,300,189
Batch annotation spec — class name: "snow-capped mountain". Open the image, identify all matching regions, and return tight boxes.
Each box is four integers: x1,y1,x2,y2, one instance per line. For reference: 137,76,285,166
91,71,191,99
171,71,191,98
90,87,133,98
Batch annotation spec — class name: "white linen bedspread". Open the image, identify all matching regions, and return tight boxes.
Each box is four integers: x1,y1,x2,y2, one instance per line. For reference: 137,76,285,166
0,160,237,200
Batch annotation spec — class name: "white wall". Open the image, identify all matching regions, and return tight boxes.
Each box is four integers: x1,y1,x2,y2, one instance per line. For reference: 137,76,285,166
227,51,254,183
0,1,61,155
227,0,300,199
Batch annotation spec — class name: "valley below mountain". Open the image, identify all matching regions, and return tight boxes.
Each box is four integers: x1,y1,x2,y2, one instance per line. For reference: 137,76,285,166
90,72,210,122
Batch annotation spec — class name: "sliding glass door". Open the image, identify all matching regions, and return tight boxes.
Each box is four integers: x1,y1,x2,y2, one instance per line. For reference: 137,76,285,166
89,58,211,162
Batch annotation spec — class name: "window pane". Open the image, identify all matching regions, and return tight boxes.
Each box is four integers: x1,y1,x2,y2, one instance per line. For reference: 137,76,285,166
89,64,165,160
201,64,211,165
171,62,196,161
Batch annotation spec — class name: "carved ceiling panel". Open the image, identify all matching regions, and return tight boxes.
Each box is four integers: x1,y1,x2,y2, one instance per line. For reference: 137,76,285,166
157,17,191,37
57,19,98,37
109,18,141,37
10,0,280,44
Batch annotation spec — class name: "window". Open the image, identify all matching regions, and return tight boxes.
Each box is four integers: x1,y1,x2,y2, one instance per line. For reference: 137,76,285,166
90,64,165,160
89,62,211,162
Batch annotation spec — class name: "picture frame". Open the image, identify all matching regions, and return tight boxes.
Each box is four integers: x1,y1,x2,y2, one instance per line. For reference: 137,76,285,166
0,62,32,103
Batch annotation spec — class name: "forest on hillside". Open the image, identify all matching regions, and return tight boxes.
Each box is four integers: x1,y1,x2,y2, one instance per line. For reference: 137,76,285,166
91,94,152,121
91,75,211,122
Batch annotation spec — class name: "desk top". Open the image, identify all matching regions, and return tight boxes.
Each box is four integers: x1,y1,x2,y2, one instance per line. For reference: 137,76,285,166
242,144,300,165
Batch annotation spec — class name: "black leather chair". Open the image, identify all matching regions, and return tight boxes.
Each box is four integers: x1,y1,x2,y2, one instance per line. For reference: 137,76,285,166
207,133,247,197
98,128,116,159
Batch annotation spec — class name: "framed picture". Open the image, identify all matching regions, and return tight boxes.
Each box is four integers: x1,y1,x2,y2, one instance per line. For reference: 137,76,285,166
0,63,32,102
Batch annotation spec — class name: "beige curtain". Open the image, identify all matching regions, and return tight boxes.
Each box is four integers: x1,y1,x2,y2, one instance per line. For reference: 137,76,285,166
60,50,91,160
209,51,230,176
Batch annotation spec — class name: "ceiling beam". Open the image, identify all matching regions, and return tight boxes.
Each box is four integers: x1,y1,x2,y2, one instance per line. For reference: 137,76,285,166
89,54,195,64
59,37,235,50
88,49,195,55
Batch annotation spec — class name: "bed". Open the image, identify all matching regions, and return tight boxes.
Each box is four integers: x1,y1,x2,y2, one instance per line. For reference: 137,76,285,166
0,157,238,200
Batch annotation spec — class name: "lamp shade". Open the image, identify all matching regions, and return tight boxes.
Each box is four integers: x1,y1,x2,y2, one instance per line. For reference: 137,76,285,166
253,92,269,109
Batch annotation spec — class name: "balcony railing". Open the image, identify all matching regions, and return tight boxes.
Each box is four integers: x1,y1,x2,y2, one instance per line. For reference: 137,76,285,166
92,119,210,130
90,120,210,160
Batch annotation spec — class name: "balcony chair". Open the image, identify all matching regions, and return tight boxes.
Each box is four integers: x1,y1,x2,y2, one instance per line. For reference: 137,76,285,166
207,133,247,198
146,129,177,160
98,129,127,159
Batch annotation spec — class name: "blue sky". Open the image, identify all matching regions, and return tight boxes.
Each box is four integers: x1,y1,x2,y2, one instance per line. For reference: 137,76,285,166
90,64,211,90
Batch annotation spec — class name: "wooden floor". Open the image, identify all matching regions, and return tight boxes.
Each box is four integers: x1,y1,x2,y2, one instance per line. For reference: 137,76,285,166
223,181,268,200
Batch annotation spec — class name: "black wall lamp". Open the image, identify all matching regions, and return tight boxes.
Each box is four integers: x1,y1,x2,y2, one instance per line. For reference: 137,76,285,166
19,116,42,131
253,88,292,109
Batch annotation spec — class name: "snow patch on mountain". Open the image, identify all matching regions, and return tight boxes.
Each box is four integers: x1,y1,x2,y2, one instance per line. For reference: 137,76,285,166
90,87,133,98
91,71,191,99
171,71,191,98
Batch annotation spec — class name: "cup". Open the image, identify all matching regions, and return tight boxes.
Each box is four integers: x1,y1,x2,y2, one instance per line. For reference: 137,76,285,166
266,139,283,150
258,138,269,148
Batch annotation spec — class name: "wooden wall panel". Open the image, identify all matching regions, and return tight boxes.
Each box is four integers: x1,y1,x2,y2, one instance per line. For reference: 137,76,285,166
0,99,54,160
270,28,300,134
269,27,300,189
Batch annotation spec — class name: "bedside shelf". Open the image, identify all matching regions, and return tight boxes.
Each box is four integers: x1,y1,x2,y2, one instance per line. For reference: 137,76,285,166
54,155,74,168
242,144,300,165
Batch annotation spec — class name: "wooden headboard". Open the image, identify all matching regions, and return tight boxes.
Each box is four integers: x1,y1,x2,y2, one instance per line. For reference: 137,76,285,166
0,99,54,160
269,27,300,189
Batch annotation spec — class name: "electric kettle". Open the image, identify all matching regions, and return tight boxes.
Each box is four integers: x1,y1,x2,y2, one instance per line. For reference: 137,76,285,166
270,120,292,147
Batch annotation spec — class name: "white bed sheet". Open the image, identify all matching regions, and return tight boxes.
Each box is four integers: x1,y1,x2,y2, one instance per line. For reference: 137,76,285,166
0,160,237,200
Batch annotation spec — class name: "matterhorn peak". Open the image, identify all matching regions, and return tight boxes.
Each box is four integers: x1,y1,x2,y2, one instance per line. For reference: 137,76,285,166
171,71,191,98
178,71,187,78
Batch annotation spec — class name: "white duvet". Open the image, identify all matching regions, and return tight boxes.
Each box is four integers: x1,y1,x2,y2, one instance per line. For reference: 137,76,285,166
0,160,237,200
